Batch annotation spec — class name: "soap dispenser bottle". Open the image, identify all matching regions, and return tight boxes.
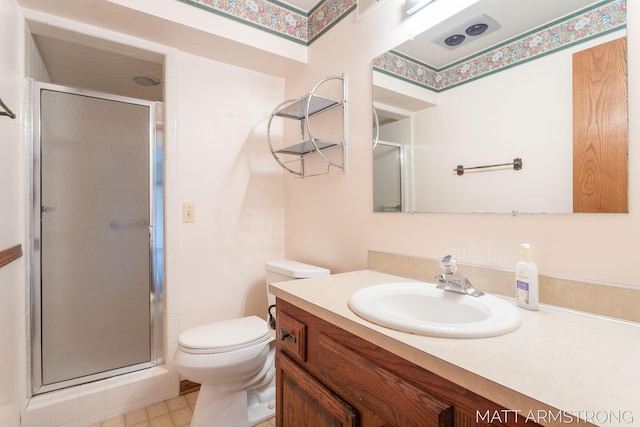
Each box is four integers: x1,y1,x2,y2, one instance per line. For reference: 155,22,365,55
516,243,539,310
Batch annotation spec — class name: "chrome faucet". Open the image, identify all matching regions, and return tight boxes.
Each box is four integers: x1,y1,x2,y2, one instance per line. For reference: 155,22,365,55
435,255,484,297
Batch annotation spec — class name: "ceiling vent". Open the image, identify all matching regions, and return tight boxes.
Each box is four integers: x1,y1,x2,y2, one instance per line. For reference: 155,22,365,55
132,74,161,86
433,14,501,49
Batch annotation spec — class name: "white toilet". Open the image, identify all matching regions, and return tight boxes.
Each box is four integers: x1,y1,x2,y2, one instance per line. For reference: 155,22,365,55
173,260,329,427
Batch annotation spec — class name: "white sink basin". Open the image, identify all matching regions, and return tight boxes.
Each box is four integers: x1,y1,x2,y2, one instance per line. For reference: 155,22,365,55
348,282,521,338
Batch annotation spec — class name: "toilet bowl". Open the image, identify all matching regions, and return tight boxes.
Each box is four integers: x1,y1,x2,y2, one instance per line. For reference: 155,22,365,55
173,316,276,426
173,260,329,427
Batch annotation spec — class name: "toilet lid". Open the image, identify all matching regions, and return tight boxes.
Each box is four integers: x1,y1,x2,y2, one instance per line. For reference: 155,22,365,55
178,316,272,354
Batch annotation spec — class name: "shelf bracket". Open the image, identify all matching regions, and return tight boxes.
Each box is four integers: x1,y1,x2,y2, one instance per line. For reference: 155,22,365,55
0,98,16,119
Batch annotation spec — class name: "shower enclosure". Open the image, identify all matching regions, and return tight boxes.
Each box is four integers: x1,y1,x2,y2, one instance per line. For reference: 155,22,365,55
31,82,164,394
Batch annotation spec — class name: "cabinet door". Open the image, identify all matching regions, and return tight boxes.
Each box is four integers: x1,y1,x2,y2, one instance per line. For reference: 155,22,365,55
317,334,454,427
277,352,357,427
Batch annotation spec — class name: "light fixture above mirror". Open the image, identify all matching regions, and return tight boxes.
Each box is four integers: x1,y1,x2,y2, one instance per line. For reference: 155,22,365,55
405,0,436,15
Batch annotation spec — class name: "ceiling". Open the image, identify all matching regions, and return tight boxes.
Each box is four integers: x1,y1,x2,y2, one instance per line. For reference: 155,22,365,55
23,0,326,101
31,33,164,101
395,0,602,68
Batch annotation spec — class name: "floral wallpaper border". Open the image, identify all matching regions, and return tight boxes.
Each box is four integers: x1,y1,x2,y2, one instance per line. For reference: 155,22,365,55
177,0,356,45
373,0,626,92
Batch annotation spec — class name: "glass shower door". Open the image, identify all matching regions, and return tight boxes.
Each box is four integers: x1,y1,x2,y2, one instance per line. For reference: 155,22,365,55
373,142,404,212
37,86,156,388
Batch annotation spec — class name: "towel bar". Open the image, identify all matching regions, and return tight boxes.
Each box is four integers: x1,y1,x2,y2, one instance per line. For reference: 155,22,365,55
454,158,522,176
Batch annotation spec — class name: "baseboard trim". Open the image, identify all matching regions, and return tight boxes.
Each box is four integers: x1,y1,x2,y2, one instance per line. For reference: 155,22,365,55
180,380,200,395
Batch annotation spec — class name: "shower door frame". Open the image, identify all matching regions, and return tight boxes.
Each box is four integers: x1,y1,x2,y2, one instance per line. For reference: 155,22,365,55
30,81,165,395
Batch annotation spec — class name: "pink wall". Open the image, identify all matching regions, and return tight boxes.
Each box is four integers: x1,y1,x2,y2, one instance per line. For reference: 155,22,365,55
168,51,286,348
284,0,640,288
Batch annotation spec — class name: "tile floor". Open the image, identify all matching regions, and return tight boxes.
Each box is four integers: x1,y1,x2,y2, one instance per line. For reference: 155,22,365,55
87,391,275,427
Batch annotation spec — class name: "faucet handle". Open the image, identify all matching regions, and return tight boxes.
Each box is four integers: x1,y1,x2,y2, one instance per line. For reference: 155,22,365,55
439,254,457,274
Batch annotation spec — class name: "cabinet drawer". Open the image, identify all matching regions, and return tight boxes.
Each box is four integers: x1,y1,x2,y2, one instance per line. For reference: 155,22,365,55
317,334,454,427
277,311,307,361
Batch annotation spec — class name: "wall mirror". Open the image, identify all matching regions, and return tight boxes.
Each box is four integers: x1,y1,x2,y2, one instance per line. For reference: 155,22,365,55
372,0,627,214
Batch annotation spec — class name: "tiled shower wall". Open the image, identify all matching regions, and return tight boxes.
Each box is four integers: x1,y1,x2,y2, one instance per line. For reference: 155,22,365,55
22,368,179,427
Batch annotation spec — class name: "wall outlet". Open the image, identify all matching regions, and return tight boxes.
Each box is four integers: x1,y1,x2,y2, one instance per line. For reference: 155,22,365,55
182,202,195,223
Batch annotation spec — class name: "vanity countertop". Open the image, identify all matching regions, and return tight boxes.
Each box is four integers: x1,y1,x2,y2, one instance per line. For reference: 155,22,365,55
269,270,640,426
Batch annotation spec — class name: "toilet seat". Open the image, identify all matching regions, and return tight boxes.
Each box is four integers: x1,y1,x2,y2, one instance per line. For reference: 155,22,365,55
178,316,272,355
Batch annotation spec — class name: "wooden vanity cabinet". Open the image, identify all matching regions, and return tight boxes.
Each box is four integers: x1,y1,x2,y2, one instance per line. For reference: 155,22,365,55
275,299,538,427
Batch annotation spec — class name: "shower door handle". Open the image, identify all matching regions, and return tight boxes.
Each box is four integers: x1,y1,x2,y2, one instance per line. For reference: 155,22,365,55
41,205,56,213
109,219,148,230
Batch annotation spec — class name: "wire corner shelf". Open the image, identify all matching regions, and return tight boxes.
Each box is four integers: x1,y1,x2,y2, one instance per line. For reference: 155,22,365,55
267,74,346,178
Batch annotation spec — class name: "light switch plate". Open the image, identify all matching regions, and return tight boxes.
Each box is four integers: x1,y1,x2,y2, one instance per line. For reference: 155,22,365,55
183,202,195,223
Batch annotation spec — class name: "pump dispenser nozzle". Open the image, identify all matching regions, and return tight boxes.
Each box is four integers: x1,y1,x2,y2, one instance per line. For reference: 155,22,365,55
520,243,532,262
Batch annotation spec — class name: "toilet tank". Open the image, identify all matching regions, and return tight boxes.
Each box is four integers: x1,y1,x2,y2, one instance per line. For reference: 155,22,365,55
265,260,330,306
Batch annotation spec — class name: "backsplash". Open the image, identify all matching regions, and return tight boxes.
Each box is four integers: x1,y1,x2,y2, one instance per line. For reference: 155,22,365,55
373,0,626,92
176,0,356,45
368,250,640,323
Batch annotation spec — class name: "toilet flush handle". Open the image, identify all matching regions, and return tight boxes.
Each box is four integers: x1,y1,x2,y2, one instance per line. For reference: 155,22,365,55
268,305,277,330
279,329,297,344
